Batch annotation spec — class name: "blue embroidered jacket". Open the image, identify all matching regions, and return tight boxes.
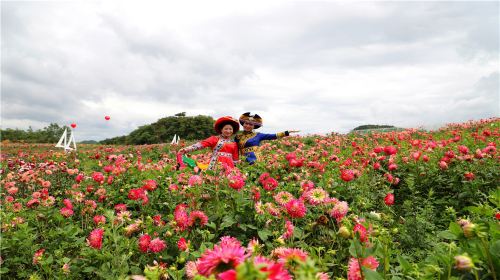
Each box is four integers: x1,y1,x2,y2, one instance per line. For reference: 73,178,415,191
235,131,288,164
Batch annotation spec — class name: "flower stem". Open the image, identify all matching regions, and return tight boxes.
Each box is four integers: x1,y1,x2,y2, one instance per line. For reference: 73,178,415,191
480,237,497,280
474,269,479,280
447,244,452,280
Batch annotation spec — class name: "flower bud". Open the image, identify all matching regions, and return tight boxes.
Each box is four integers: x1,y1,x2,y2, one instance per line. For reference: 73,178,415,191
439,161,448,170
462,223,476,238
368,211,381,220
338,226,351,238
62,263,70,274
454,255,474,271
275,237,285,245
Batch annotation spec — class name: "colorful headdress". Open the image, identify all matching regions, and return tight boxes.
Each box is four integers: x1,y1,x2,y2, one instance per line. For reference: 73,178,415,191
214,116,240,134
239,112,263,129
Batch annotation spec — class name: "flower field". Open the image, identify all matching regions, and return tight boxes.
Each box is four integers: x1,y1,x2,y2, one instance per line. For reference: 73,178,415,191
1,118,499,280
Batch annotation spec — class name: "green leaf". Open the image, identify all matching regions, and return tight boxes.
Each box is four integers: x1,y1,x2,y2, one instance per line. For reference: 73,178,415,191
294,227,303,238
206,222,216,230
463,206,480,214
83,267,96,273
219,215,236,230
437,230,458,240
0,267,9,274
449,222,462,236
349,239,363,258
397,255,411,271
349,242,357,257
258,230,270,241
364,242,378,256
245,224,257,230
45,255,53,264
362,267,384,280
490,240,500,258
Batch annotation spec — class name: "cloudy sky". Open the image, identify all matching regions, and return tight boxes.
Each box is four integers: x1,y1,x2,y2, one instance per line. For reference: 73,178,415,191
2,1,499,141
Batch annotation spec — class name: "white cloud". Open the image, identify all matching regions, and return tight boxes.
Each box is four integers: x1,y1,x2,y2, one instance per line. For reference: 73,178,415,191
1,1,498,140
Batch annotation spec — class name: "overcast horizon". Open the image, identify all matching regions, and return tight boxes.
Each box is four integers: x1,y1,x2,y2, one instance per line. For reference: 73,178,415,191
2,1,499,141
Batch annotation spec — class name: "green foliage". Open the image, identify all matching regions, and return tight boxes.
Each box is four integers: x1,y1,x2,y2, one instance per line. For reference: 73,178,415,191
0,118,498,279
350,125,409,135
352,124,395,131
0,123,70,143
100,114,215,145
80,140,98,144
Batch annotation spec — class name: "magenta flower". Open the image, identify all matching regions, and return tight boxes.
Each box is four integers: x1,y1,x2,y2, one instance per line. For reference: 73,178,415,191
228,175,245,191
138,234,151,253
189,210,209,227
148,238,166,253
285,199,306,218
60,207,74,218
178,237,190,251
93,215,106,225
348,256,379,280
281,220,294,239
87,228,104,249
274,191,294,206
272,247,308,267
262,177,279,191
196,239,247,276
340,169,355,182
188,175,203,186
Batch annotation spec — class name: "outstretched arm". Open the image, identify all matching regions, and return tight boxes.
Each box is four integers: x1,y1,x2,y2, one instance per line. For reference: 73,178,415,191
178,142,203,154
277,130,300,137
178,136,218,154
260,130,300,141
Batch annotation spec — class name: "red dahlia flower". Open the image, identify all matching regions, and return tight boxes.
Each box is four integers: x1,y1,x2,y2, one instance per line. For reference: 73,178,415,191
87,228,104,249
196,239,247,276
285,199,306,218
347,256,379,280
340,169,355,182
384,193,395,206
148,238,166,253
138,234,151,253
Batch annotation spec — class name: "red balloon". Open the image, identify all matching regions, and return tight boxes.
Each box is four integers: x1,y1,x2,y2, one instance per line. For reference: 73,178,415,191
105,116,110,120
70,123,77,128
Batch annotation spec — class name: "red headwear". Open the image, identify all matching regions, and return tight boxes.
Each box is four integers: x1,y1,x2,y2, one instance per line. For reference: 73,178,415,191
214,116,240,134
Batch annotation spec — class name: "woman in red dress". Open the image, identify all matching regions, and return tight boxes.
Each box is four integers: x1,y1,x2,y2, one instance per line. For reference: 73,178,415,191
179,116,240,170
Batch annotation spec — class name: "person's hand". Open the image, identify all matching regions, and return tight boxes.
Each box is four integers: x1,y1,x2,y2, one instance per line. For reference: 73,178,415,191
288,130,300,134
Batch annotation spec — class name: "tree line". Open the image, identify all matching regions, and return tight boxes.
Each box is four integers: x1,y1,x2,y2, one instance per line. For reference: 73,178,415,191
100,113,215,145
1,123,70,143
1,113,216,145
352,124,395,131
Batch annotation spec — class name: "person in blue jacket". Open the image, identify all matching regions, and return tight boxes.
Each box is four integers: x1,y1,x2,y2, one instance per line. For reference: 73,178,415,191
235,112,299,164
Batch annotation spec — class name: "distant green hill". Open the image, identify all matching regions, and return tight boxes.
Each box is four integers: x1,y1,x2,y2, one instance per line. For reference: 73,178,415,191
350,124,405,134
79,140,98,144
100,112,215,145
352,124,395,131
